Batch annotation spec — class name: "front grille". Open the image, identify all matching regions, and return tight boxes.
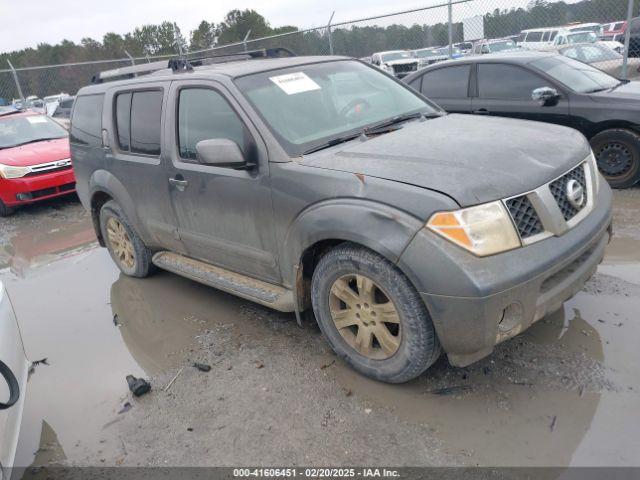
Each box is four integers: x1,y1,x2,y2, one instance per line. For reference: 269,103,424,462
59,182,75,192
505,195,543,239
392,63,417,74
549,164,587,221
25,165,72,177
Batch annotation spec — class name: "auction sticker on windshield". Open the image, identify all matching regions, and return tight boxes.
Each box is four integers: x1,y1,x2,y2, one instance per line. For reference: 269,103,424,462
269,72,321,95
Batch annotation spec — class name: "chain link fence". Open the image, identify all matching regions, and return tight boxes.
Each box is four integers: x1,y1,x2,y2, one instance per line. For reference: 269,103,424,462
1,0,639,106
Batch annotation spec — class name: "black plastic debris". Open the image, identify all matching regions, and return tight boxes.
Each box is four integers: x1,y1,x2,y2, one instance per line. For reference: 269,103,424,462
32,358,49,366
193,362,211,372
126,375,151,397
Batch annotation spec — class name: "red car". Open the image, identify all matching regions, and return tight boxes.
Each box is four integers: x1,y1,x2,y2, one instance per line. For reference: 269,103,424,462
0,108,74,216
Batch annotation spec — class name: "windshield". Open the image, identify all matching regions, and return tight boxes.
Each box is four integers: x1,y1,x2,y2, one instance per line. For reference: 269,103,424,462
235,60,438,156
531,56,620,93
0,114,67,149
561,44,621,63
490,40,517,51
567,31,598,44
437,47,461,55
381,51,412,62
414,49,440,58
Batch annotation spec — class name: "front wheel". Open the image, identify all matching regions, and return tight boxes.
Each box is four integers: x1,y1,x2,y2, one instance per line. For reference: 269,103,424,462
0,200,14,217
311,243,440,383
590,129,640,189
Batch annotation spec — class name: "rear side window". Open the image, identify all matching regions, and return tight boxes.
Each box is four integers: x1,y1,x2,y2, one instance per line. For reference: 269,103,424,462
70,94,104,147
59,98,74,108
420,65,470,99
178,88,248,160
114,90,163,156
478,64,550,99
526,31,543,42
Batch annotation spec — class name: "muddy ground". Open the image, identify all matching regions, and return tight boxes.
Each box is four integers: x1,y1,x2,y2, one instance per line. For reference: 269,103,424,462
2,189,639,469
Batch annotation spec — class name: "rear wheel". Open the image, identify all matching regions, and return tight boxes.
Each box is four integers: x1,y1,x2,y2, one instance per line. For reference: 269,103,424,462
311,243,440,383
99,200,154,277
590,129,640,189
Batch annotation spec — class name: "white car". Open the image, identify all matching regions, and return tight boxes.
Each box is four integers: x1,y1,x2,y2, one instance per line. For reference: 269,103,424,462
552,30,624,54
370,50,418,78
0,281,28,475
519,22,605,50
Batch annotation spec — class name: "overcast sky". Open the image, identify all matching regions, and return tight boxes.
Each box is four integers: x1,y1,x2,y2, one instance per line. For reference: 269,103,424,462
0,0,439,54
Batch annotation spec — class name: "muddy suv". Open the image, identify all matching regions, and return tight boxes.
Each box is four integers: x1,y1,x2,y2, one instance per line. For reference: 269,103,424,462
71,50,612,383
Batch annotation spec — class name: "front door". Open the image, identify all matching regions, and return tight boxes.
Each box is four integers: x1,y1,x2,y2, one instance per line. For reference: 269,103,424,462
165,80,280,283
470,63,570,126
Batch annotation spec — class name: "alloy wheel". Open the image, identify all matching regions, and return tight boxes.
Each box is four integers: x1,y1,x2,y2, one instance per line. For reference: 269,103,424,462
106,217,136,270
328,274,401,360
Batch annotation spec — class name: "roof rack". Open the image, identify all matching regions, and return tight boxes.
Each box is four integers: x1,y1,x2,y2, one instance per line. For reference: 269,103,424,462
91,47,296,84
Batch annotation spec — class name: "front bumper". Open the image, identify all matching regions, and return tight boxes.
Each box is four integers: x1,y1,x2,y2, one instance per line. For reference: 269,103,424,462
0,168,76,207
398,181,613,367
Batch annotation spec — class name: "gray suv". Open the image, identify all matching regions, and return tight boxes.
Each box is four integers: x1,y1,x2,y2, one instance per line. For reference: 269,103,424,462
71,51,612,383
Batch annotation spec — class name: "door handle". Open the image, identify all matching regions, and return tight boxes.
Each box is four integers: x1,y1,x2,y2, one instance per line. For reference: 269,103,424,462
169,176,189,191
0,359,20,410
473,108,490,115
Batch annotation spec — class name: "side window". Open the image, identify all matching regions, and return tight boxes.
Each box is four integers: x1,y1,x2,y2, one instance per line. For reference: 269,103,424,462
114,90,163,156
178,88,249,161
542,32,550,42
420,65,471,99
478,64,550,100
115,92,131,151
70,94,104,147
526,31,543,42
517,32,527,43
550,31,558,40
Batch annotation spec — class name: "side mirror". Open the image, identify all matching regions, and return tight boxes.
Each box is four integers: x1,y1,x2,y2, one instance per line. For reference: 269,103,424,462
196,139,246,168
532,87,560,106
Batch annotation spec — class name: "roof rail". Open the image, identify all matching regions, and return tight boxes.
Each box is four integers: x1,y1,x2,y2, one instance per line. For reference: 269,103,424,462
91,47,296,84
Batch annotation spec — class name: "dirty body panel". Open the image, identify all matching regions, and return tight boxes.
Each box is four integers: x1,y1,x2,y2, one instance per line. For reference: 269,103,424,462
71,56,612,374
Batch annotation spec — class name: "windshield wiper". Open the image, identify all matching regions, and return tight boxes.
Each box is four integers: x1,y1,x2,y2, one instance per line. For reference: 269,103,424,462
363,111,440,134
302,132,363,155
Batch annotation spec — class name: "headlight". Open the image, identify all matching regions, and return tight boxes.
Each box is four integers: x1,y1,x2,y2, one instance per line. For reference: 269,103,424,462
427,201,521,256
0,163,30,179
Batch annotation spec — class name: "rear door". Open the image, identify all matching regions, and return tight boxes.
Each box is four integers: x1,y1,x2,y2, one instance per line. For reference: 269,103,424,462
0,284,28,471
415,64,472,113
103,84,184,252
165,80,280,283
470,62,570,125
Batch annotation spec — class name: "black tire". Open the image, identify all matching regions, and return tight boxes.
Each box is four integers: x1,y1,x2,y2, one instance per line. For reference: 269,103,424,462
0,200,14,217
99,200,154,278
311,243,440,383
590,129,640,189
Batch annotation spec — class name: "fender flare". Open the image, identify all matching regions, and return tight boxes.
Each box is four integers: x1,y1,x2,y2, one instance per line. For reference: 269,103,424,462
88,170,149,244
282,199,425,316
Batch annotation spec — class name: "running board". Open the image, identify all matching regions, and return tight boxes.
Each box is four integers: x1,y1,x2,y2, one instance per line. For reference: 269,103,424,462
152,251,295,312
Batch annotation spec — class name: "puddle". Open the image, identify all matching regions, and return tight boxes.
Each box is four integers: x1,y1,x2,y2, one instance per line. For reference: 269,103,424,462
2,192,638,467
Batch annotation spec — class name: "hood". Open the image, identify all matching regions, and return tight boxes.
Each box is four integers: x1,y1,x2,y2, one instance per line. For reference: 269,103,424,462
588,80,640,103
0,137,70,167
300,114,590,207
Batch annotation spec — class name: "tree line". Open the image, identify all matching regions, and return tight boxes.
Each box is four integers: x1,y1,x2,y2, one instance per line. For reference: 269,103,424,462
0,0,633,99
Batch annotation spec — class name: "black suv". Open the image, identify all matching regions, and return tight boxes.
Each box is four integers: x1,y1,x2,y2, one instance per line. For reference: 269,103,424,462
405,51,640,188
70,51,611,383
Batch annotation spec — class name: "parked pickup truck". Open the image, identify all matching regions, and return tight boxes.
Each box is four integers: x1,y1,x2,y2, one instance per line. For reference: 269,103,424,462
71,51,612,383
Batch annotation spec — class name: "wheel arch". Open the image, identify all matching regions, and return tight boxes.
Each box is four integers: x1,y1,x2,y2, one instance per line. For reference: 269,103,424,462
283,199,426,318
88,170,142,247
586,120,640,139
